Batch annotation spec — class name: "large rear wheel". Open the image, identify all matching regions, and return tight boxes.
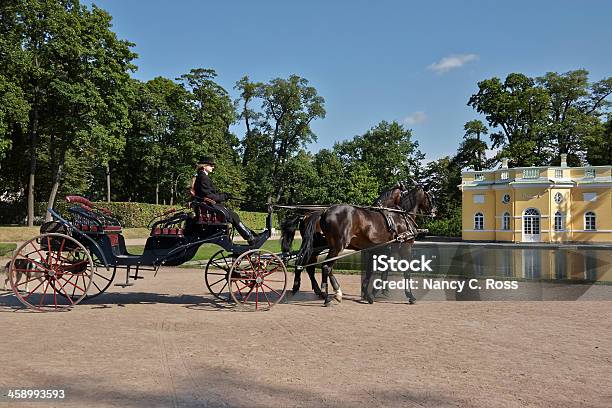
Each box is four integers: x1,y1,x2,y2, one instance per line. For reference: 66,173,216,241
9,233,94,312
228,249,287,311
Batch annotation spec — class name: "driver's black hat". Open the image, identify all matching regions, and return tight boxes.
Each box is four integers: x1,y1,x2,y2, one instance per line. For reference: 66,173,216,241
198,156,216,166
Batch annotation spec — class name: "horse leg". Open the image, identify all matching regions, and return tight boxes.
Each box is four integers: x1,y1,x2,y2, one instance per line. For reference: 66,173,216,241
307,262,322,298
292,266,302,294
330,273,342,303
362,266,375,304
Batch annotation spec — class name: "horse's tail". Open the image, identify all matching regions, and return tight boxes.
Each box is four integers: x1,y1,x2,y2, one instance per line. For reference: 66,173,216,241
296,211,322,266
280,214,301,254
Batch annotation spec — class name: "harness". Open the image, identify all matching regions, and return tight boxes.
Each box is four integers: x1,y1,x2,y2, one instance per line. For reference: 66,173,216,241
373,207,418,242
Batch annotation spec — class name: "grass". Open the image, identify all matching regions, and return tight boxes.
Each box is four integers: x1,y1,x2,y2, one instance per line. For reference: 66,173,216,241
0,243,17,257
126,239,300,262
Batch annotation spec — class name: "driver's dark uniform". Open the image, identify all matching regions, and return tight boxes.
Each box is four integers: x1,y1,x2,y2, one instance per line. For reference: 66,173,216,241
194,170,259,244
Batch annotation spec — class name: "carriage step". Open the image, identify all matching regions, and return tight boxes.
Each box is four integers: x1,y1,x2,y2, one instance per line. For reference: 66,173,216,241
129,276,145,280
114,283,135,287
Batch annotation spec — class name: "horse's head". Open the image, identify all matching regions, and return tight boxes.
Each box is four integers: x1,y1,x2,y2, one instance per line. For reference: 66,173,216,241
399,184,437,217
372,182,409,208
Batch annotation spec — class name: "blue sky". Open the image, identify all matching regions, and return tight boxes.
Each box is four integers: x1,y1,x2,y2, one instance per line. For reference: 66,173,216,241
88,0,612,161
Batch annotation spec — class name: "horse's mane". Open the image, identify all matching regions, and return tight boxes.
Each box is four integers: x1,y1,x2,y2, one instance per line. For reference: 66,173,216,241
399,186,421,212
372,186,398,206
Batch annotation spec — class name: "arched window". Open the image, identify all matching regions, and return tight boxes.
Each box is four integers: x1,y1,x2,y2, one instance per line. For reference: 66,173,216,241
474,212,484,230
585,212,596,231
502,212,510,231
554,211,564,231
522,208,541,242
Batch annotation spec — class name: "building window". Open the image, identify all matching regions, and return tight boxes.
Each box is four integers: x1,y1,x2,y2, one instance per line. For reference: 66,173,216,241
474,213,484,230
585,168,596,178
554,211,563,231
502,212,511,231
523,168,539,179
583,192,597,202
501,171,509,180
502,194,510,204
473,194,485,204
474,173,484,181
523,208,541,236
555,169,563,178
585,212,596,231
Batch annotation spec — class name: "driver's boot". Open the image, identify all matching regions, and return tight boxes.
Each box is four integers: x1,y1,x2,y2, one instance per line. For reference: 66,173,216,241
235,222,260,246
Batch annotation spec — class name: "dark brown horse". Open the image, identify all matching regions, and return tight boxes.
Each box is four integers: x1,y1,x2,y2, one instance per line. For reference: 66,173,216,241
296,184,436,306
281,182,409,297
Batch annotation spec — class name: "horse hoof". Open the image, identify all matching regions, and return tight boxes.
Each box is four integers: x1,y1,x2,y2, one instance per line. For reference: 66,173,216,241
334,290,343,303
324,296,334,307
408,298,416,305
366,296,374,304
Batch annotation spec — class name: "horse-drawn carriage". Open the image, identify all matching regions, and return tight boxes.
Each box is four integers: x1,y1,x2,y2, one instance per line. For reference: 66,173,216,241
7,195,288,312
6,182,435,311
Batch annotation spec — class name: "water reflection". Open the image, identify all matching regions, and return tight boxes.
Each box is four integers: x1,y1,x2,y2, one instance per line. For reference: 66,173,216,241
331,243,612,283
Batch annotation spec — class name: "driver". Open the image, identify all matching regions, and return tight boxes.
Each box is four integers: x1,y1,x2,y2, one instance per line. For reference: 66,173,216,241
193,156,264,246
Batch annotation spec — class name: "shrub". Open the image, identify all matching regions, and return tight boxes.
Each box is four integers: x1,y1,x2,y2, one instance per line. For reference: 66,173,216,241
421,210,462,237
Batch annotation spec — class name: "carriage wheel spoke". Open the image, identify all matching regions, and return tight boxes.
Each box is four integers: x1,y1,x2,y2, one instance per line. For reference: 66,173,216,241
14,275,46,287
22,279,46,300
54,279,75,305
260,284,271,307
39,280,51,307
94,270,112,282
210,276,227,287
261,283,282,297
58,275,87,293
242,284,256,304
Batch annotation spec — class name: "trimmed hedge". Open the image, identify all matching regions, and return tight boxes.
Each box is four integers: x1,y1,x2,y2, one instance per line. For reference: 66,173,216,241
35,201,275,229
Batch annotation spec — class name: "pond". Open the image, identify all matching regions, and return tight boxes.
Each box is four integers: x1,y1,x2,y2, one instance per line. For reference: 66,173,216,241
329,241,612,284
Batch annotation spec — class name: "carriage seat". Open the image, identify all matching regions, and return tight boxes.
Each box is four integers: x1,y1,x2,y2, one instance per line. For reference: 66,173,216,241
66,195,123,247
191,200,231,225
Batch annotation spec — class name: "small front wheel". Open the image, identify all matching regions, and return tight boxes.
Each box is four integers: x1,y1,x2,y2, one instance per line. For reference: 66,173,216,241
9,233,94,312
204,249,233,301
228,249,287,311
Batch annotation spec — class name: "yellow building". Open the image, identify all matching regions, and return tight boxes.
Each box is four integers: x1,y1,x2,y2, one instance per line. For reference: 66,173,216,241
460,155,612,243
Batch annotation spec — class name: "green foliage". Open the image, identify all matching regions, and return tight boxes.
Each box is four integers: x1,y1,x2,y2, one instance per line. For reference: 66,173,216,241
236,75,326,206
422,208,462,237
335,121,424,187
468,70,612,166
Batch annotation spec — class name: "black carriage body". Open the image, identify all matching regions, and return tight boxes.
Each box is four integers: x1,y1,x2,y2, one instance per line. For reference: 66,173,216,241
47,198,272,269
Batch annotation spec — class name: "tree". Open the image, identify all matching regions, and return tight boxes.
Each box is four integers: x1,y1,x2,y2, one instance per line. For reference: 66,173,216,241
0,0,136,223
456,120,489,171
468,73,550,166
468,70,612,167
236,75,325,205
335,121,424,188
180,68,243,201
584,116,612,166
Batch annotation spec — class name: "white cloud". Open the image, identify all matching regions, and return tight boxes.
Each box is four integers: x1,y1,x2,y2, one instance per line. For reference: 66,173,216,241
403,111,427,125
427,53,478,74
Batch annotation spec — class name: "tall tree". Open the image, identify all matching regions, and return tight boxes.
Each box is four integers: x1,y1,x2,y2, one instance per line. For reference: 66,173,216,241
468,73,550,167
455,120,491,171
335,121,424,188
236,75,325,205
180,68,243,200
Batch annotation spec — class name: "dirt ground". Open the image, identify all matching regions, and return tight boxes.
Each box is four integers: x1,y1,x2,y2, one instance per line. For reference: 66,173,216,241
0,267,611,408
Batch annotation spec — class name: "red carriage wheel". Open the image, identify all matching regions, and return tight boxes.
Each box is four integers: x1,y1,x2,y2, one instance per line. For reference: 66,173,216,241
204,249,234,301
228,249,287,311
9,233,94,312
